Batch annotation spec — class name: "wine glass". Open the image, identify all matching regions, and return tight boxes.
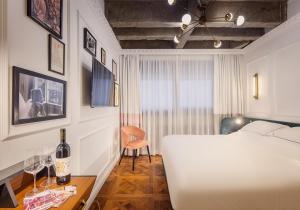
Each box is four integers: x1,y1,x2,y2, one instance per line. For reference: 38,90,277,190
24,155,45,197
41,153,55,189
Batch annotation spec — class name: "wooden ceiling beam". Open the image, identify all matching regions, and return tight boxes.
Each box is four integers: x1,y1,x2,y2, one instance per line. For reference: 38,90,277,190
106,0,286,2
119,40,250,49
115,27,264,41
118,35,260,41
110,21,282,28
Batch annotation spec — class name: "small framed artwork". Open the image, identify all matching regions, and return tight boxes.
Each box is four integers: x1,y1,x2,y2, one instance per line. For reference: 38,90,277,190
12,66,67,125
112,60,117,81
101,48,106,65
49,34,65,75
83,28,97,57
114,82,119,107
27,0,63,38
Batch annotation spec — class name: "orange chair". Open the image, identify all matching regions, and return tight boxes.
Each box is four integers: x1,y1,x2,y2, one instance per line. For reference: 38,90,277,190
119,126,151,171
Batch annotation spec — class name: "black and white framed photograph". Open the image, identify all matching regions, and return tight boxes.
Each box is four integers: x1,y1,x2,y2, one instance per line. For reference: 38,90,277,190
27,0,63,39
49,34,65,75
101,48,106,65
13,66,67,125
112,59,117,82
83,28,97,57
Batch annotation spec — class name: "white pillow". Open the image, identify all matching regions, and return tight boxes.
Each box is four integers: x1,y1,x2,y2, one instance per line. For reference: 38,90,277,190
240,121,289,135
272,127,300,143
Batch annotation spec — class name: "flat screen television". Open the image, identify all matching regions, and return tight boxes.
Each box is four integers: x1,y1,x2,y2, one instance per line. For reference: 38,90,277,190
91,58,114,107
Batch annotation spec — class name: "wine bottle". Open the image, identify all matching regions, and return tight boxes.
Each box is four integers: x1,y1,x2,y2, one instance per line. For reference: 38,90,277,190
56,128,71,185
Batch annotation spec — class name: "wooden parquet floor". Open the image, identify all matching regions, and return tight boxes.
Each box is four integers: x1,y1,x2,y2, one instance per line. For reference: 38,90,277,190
90,155,173,210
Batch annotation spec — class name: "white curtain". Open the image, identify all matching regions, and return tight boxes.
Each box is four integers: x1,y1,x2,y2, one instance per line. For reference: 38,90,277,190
119,54,244,154
140,55,214,154
119,55,142,127
213,55,245,133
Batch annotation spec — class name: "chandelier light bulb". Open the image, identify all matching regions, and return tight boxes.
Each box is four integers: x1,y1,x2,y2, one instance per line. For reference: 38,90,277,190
174,35,180,44
182,14,192,25
168,0,176,5
214,40,222,48
236,15,245,26
225,13,233,22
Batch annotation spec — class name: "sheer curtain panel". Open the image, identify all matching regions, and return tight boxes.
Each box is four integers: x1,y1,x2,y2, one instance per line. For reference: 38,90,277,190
213,55,245,133
119,55,142,127
140,55,214,154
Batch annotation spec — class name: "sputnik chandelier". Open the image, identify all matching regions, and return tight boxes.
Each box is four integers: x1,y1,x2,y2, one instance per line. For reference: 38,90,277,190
168,0,246,48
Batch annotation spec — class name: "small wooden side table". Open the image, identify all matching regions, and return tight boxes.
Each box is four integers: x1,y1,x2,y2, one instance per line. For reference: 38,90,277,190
0,176,96,210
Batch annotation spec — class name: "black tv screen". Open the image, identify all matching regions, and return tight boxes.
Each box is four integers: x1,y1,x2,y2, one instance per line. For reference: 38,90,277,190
91,58,114,107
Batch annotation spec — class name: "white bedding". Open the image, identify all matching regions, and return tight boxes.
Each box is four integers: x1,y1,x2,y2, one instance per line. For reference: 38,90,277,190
162,131,300,210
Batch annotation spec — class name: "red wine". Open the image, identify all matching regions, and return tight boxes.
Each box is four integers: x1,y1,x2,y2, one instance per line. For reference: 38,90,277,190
56,128,71,185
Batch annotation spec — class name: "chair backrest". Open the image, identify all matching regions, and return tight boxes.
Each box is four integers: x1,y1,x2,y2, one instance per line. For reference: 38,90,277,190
121,126,145,146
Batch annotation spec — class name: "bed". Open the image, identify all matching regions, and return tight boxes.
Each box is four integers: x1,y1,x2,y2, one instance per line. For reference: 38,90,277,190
162,120,300,210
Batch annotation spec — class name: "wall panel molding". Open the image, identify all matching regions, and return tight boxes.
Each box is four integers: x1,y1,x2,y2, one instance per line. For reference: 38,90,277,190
79,112,118,124
0,0,9,141
79,121,116,142
78,122,117,175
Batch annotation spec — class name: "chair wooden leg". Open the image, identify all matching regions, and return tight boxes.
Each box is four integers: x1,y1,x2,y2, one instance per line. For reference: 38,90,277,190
146,145,151,163
119,148,126,165
132,149,136,171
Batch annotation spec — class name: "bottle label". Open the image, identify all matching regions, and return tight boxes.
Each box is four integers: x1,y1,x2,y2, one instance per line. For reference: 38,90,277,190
56,157,70,177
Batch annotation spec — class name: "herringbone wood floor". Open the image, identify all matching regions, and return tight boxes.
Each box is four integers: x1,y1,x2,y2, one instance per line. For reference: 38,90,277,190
90,155,173,210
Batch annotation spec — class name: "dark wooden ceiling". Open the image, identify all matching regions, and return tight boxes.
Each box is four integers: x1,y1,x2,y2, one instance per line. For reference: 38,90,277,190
105,0,287,49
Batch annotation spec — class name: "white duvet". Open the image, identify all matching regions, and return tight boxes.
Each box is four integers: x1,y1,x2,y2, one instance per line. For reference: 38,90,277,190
162,131,300,210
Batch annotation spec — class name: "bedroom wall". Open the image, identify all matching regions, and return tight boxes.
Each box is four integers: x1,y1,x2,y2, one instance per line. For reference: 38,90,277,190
244,12,300,123
0,0,121,207
288,0,300,19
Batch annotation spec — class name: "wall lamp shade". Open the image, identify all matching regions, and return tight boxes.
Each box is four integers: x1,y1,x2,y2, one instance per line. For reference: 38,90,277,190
253,73,259,99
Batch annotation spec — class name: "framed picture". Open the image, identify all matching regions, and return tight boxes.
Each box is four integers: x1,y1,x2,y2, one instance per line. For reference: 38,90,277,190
114,82,119,107
49,34,65,75
12,66,67,125
112,60,117,81
27,0,63,39
101,48,106,65
83,28,97,57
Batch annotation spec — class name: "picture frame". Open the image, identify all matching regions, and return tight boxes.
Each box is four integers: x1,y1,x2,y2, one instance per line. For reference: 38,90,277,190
83,28,97,57
27,0,63,39
12,66,67,125
101,48,106,65
49,34,65,75
114,82,119,107
112,59,117,81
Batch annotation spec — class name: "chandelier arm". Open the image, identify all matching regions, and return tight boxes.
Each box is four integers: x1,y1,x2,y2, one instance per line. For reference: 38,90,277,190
207,17,227,20
206,20,235,24
181,22,201,37
204,23,215,41
188,20,200,26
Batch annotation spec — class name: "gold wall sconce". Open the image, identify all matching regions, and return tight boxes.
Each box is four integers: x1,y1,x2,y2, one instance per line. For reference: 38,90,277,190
253,73,259,99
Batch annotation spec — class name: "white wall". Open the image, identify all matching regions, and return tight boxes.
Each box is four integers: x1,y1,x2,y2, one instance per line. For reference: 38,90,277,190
0,0,121,207
244,13,300,123
288,0,300,19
